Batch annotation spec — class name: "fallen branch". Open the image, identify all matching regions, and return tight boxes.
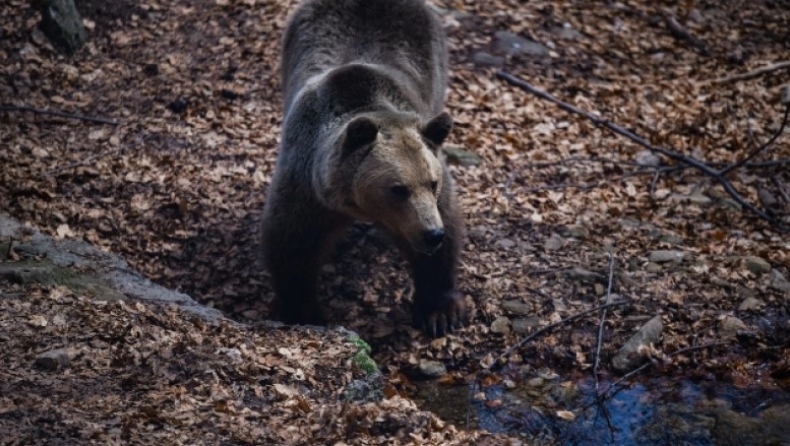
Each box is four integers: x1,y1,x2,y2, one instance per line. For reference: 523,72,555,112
496,71,789,229
710,61,790,84
486,300,629,372
0,105,120,126
593,253,616,391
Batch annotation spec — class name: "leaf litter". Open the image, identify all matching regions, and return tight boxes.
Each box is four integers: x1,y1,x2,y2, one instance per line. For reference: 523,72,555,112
1,0,789,443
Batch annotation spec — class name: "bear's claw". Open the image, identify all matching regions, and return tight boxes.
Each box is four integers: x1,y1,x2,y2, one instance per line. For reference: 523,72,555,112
415,290,468,338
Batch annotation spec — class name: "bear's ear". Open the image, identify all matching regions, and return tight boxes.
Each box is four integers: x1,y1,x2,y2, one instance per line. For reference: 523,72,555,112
422,112,453,148
343,117,379,155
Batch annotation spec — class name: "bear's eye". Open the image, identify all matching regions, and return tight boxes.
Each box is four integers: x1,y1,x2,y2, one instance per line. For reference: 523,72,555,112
430,181,438,194
390,185,410,199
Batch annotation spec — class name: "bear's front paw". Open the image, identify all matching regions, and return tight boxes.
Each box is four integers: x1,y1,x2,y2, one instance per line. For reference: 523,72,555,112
413,290,468,338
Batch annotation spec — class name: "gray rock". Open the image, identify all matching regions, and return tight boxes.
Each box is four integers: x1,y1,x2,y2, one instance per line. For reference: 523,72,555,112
418,359,447,378
35,347,79,371
501,300,531,316
0,211,225,322
472,51,505,67
612,315,663,372
738,297,763,312
512,317,541,333
635,150,661,167
744,256,771,275
564,226,588,239
544,234,565,251
551,24,584,40
37,0,87,54
649,250,686,263
659,234,684,246
494,31,550,57
720,316,747,340
443,144,482,167
341,372,384,403
770,270,790,293
643,262,663,273
491,316,511,334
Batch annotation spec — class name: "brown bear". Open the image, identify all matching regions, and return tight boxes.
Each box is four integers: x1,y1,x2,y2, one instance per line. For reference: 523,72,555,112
262,0,466,337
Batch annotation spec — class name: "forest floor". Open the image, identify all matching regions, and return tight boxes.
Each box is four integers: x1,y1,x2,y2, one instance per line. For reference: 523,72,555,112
1,0,790,444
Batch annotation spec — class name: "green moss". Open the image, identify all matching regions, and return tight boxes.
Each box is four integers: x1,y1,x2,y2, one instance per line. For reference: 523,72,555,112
346,334,377,374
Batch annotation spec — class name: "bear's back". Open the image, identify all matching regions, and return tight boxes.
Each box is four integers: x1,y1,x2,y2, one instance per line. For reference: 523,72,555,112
281,0,447,116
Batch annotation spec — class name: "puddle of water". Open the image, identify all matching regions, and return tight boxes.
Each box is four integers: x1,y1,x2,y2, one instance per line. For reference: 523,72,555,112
412,377,790,445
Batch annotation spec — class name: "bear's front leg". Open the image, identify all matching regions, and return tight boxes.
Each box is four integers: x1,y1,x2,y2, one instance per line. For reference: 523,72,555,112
262,199,348,325
406,191,467,337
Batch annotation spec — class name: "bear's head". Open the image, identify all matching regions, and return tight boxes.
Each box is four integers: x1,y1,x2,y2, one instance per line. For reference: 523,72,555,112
332,111,453,255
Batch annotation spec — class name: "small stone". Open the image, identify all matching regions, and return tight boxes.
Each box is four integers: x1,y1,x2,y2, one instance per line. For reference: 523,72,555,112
710,277,732,288
512,317,540,333
594,283,605,296
551,24,584,40
770,270,790,293
35,347,78,371
635,150,661,167
494,31,550,57
501,300,531,316
612,315,663,372
735,285,756,299
744,256,771,275
649,250,686,263
491,316,511,334
443,145,482,167
720,316,747,340
564,226,588,239
472,51,505,67
544,234,565,251
659,234,684,246
738,297,763,312
498,238,516,249
644,262,663,274
418,359,447,378
552,299,568,312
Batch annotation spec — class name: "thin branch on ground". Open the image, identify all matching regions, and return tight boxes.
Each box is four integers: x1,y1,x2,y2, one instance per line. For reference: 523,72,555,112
719,105,790,176
42,146,127,178
496,71,789,229
486,300,630,372
593,253,616,391
664,14,708,55
772,177,790,204
4,238,13,260
0,105,121,126
710,61,790,84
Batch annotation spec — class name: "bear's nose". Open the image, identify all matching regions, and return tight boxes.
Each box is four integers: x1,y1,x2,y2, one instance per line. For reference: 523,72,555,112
423,228,445,249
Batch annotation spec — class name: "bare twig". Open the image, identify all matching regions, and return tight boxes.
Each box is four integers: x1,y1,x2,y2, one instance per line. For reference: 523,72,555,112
719,105,790,176
496,71,788,228
486,300,629,372
0,105,120,126
42,146,127,178
593,253,616,391
772,176,790,204
664,15,708,55
710,61,790,84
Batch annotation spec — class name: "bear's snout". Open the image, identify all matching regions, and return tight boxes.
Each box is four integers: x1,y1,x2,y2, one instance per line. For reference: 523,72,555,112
422,228,445,250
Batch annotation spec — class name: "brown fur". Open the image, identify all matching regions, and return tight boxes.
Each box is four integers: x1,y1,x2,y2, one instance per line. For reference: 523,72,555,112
262,0,466,336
